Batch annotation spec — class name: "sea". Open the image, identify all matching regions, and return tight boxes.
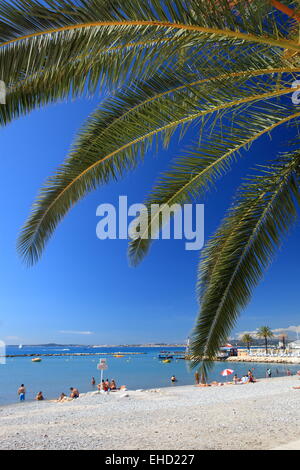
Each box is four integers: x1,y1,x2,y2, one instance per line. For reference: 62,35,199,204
0,345,299,405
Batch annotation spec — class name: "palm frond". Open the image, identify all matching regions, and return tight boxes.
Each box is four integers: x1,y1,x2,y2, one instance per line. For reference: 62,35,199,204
0,36,184,125
0,0,296,50
3,38,296,126
1,0,300,92
18,66,300,264
1,0,299,126
190,150,300,372
128,98,300,266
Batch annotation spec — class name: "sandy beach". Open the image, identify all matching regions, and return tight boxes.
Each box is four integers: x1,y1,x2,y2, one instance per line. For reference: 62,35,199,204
0,376,299,450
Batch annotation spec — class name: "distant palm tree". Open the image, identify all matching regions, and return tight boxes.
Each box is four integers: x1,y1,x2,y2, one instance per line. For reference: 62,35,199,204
241,334,253,353
280,334,288,350
1,1,299,378
257,326,274,354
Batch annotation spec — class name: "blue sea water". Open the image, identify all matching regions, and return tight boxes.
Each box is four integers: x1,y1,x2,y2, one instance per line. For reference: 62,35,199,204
0,345,299,405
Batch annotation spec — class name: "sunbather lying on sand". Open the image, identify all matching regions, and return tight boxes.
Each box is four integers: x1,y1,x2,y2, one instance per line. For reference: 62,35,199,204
55,393,73,402
70,387,79,398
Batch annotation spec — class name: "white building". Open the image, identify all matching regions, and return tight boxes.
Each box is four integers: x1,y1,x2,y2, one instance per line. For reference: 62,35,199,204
288,340,300,349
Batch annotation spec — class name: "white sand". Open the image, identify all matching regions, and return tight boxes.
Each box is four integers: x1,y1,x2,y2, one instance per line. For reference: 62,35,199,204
0,376,299,450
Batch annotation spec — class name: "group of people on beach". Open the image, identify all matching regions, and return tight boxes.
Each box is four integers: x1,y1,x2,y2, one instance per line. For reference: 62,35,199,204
193,366,298,386
193,369,257,386
17,376,122,402
233,370,256,384
91,376,117,392
17,384,80,402
17,367,300,401
18,384,46,402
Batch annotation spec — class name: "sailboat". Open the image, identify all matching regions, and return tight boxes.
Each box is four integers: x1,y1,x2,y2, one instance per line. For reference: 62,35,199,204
18,344,23,349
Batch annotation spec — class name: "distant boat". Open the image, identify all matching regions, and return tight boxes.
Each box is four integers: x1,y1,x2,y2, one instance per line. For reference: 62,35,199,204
113,354,124,358
217,352,229,360
32,358,42,362
162,359,171,363
18,344,23,349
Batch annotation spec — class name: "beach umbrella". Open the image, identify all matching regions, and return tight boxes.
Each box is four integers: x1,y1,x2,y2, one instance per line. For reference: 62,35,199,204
223,343,233,348
221,369,234,381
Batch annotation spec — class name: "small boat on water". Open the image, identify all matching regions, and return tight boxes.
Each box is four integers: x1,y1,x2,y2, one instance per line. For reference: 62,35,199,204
162,359,171,363
31,358,42,362
113,354,124,358
217,353,229,360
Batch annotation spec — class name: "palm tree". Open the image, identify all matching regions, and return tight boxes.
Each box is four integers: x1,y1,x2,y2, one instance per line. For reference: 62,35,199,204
257,326,274,354
241,334,253,353
280,333,288,350
1,1,300,378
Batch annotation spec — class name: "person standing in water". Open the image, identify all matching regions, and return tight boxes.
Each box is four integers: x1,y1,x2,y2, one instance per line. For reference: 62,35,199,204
18,384,26,401
91,377,96,386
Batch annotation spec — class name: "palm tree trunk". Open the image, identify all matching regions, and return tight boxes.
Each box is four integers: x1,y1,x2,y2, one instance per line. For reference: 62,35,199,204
265,337,268,355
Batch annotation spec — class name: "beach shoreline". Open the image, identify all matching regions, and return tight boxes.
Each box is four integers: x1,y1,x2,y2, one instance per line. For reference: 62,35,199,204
0,375,299,450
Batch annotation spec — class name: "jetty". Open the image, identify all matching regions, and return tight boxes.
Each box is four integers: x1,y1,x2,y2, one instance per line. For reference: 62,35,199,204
2,352,146,358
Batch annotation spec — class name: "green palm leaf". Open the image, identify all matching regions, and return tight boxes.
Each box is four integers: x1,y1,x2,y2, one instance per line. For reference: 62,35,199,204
190,151,300,373
1,0,299,91
128,97,300,265
1,0,298,126
18,65,300,264
0,0,297,51
4,36,296,126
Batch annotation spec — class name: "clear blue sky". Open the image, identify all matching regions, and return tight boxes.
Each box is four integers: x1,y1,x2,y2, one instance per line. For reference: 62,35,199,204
0,94,299,345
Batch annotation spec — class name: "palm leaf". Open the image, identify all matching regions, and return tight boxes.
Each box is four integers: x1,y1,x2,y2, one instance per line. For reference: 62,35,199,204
128,97,300,265
18,65,300,264
0,0,299,92
190,150,300,373
4,37,296,126
0,0,297,51
1,0,299,126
